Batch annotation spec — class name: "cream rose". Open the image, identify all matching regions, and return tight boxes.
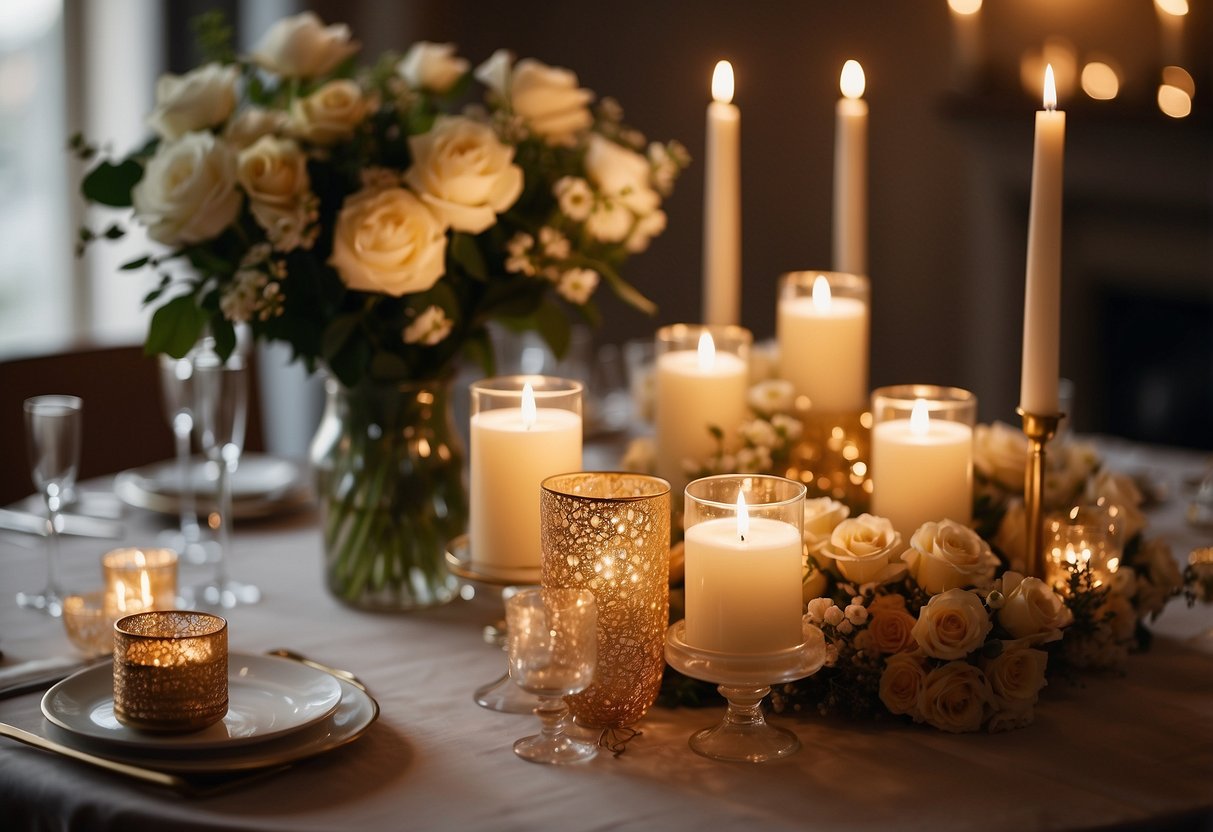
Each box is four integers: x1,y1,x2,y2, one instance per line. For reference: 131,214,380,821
146,63,239,141
290,80,372,146
237,135,309,206
476,50,593,146
225,107,289,150
879,652,926,718
868,608,918,654
403,116,523,234
974,421,1028,491
917,661,992,733
584,134,661,216
329,187,447,297
251,12,359,79
398,42,469,94
997,571,1072,643
803,497,850,553
820,514,904,584
984,644,1048,710
903,519,999,594
132,132,242,246
911,588,992,660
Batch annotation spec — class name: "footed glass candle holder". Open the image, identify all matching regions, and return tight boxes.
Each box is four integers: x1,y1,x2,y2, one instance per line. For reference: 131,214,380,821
113,611,228,733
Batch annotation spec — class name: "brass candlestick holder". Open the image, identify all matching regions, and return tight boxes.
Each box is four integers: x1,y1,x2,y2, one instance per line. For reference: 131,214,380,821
1017,407,1064,580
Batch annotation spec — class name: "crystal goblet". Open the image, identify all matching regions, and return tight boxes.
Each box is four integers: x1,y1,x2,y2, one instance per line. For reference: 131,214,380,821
506,587,597,764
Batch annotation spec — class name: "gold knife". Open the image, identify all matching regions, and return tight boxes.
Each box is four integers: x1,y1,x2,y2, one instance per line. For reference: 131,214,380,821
0,722,184,789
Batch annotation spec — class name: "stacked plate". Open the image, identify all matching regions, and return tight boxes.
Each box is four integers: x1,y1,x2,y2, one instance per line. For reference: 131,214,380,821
40,654,377,773
114,455,314,520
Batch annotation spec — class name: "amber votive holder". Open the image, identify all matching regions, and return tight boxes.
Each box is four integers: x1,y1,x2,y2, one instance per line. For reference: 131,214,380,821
102,547,178,615
113,611,228,733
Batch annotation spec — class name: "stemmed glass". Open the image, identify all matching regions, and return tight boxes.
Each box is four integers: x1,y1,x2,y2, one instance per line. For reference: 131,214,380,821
17,395,83,616
157,350,210,563
186,341,260,608
506,587,598,764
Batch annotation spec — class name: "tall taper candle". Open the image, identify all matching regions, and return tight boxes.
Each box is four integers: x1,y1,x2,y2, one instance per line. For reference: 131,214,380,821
1020,64,1065,415
703,59,741,326
833,60,868,276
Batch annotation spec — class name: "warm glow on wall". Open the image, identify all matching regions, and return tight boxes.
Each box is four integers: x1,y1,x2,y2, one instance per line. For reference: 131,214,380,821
947,0,982,15
1163,65,1195,96
1154,0,1189,16
1158,84,1192,118
1081,62,1120,100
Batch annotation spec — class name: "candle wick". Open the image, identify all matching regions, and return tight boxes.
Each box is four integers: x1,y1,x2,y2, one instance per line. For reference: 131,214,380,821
740,534,745,542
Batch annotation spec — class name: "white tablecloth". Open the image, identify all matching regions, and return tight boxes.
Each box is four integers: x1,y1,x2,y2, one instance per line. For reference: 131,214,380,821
1,440,1210,831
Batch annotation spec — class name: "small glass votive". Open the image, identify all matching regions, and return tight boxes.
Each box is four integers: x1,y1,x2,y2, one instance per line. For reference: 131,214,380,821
1044,505,1124,592
103,547,178,615
869,385,977,545
653,324,751,488
113,611,228,733
776,271,870,414
683,474,807,655
62,591,114,657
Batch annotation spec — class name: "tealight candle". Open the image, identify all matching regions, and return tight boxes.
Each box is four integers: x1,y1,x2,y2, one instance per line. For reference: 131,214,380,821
870,386,976,544
102,547,178,616
683,475,806,654
469,376,582,574
113,610,228,732
653,325,750,488
776,271,870,413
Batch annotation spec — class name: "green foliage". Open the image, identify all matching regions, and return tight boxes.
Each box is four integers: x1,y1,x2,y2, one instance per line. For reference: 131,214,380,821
191,10,235,64
145,295,208,358
80,159,142,207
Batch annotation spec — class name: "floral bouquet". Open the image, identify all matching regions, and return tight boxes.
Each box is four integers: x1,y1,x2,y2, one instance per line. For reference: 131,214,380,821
76,11,687,608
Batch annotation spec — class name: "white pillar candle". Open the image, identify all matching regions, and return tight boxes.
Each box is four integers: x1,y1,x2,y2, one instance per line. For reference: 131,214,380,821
1020,64,1065,415
684,497,803,654
654,331,748,486
777,273,869,412
833,59,868,277
871,399,973,544
703,59,741,326
470,384,582,573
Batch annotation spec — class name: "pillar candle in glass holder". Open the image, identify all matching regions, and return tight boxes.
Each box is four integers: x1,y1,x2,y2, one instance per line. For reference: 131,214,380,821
776,271,869,413
654,325,750,488
703,59,741,327
683,474,806,654
833,59,868,276
113,610,228,732
540,472,671,728
870,385,976,544
103,548,178,616
470,376,582,574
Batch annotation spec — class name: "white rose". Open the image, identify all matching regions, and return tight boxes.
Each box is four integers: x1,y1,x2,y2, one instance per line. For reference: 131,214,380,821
237,135,309,206
132,132,241,246
917,661,992,733
997,571,1072,643
585,134,661,216
146,63,239,141
820,514,904,585
879,652,927,718
251,12,359,79
974,421,1028,492
224,107,289,150
473,48,512,96
803,497,850,553
403,305,453,346
403,116,523,234
290,80,372,146
329,187,447,297
398,42,468,94
903,519,1000,594
911,588,992,660
504,55,594,146
983,644,1048,710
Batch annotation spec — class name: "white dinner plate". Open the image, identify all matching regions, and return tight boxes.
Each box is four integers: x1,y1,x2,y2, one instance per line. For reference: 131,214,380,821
114,454,314,519
41,654,342,750
46,676,379,774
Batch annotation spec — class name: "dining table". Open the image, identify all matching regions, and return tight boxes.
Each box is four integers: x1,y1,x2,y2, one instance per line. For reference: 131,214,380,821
0,436,1210,832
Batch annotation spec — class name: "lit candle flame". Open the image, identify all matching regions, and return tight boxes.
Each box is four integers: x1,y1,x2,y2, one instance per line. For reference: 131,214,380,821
840,60,866,100
134,549,147,567
1043,64,1057,111
140,570,152,607
697,331,717,371
812,274,832,309
115,581,127,613
910,399,930,435
736,490,749,542
521,382,537,429
712,60,734,104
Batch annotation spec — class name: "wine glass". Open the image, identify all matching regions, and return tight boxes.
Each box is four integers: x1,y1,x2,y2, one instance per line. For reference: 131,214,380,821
186,341,260,608
506,587,598,764
17,395,82,616
157,350,211,564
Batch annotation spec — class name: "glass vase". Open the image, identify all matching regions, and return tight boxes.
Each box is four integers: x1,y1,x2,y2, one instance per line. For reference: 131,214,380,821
310,376,466,610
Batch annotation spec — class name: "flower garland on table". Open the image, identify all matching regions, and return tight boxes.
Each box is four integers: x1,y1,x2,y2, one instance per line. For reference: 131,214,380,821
627,380,1198,733
73,11,688,386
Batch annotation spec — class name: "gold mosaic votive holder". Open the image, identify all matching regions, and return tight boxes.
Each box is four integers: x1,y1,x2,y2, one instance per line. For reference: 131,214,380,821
113,611,228,733
62,591,114,657
540,472,671,729
103,547,178,615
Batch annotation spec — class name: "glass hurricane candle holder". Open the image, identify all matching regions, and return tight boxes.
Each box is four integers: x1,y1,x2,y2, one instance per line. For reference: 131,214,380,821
870,384,976,545
1044,505,1124,592
102,547,178,616
113,611,228,733
61,591,113,657
540,472,670,730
